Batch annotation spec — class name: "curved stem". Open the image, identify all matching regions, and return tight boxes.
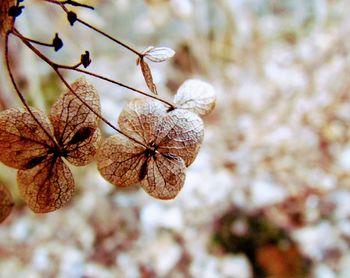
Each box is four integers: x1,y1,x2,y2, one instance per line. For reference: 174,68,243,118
44,0,143,57
76,18,142,57
70,68,176,109
5,32,61,150
15,34,53,47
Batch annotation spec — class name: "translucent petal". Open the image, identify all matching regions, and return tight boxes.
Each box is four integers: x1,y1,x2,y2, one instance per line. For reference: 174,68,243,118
156,109,204,166
141,153,186,200
118,98,166,145
143,46,175,63
0,108,53,169
174,79,216,116
49,77,101,165
17,156,74,213
97,133,146,187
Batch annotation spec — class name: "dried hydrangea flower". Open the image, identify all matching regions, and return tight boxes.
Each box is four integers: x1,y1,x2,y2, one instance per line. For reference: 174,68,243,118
0,77,101,213
97,98,204,199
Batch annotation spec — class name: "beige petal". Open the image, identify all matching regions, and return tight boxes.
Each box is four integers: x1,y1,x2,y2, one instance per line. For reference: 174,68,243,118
49,77,101,165
156,109,204,166
0,108,54,169
0,182,14,223
118,98,166,145
97,133,146,187
174,79,216,116
143,46,175,63
18,156,75,213
141,153,186,200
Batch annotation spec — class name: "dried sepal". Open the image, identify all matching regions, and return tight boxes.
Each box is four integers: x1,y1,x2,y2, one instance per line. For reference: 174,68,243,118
49,77,101,166
142,46,175,63
97,98,204,200
174,79,216,116
0,108,54,169
97,133,146,187
17,156,74,213
0,182,14,223
140,59,158,94
156,109,204,166
141,153,186,200
118,98,167,144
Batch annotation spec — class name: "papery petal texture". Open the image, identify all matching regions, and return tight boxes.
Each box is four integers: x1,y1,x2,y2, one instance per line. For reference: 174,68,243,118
17,156,74,213
0,108,54,169
97,133,146,187
141,153,186,200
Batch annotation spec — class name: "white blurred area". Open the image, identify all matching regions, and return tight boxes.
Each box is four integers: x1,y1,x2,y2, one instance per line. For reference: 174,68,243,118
2,0,350,277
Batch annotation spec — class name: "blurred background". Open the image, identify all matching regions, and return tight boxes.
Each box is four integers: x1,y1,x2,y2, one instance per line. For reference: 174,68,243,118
1,0,350,277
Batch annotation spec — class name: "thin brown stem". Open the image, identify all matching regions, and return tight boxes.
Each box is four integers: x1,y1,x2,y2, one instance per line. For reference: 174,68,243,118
5,31,61,150
76,19,143,57
17,35,53,47
70,68,176,109
44,0,143,57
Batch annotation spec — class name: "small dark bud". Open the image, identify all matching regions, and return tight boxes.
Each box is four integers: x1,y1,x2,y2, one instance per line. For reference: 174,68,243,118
8,5,25,18
52,33,63,52
67,11,77,26
81,51,91,68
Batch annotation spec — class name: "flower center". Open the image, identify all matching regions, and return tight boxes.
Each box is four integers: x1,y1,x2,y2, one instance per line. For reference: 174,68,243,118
145,142,157,157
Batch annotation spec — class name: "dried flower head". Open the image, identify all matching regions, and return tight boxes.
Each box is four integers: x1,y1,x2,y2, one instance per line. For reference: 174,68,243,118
97,98,204,199
0,77,101,213
0,182,14,223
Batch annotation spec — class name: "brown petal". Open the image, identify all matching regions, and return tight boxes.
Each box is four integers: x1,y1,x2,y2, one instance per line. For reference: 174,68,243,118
0,182,14,223
118,98,166,145
0,0,15,39
97,133,146,187
156,109,204,166
141,153,186,200
49,77,101,165
17,156,74,213
140,59,158,94
174,79,216,116
0,108,54,169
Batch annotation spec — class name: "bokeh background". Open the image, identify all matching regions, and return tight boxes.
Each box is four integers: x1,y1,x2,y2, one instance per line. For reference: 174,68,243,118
1,0,350,277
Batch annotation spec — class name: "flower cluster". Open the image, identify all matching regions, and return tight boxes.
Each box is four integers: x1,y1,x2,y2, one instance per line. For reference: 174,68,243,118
0,77,215,217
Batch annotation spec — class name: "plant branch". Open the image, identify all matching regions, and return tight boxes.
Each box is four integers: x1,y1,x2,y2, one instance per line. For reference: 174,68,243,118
44,0,143,57
69,68,176,109
16,34,52,47
43,0,93,10
5,31,61,151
